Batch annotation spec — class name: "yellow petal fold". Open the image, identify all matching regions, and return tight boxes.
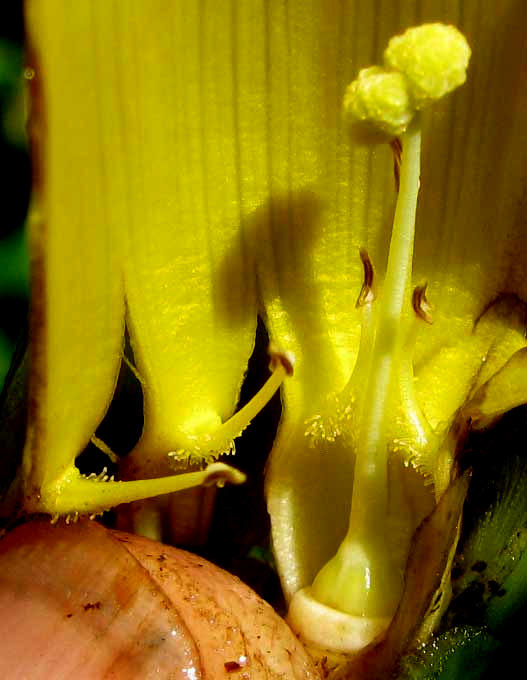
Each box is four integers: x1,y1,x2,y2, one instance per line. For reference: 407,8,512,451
23,1,125,497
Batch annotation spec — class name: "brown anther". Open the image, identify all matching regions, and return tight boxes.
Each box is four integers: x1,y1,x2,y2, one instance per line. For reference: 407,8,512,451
412,283,434,324
202,471,228,487
390,137,402,193
356,248,376,307
268,344,295,376
202,466,245,488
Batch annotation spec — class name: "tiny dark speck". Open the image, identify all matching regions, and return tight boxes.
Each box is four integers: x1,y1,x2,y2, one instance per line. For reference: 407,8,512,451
471,560,487,573
83,602,102,611
224,661,241,672
158,554,167,563
66,613,73,618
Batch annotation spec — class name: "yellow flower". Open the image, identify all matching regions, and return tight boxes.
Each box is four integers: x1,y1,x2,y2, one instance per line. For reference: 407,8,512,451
16,0,527,664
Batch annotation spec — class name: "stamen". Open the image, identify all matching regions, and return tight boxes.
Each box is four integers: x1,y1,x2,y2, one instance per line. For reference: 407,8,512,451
170,345,294,461
269,344,296,376
90,435,119,464
122,354,145,385
45,462,246,516
412,283,434,324
305,249,376,446
356,248,376,307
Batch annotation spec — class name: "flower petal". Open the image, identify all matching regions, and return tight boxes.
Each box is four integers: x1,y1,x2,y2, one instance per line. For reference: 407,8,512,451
109,2,258,455
23,0,125,493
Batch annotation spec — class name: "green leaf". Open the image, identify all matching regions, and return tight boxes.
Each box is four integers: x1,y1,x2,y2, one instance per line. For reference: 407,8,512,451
446,408,527,632
397,626,500,680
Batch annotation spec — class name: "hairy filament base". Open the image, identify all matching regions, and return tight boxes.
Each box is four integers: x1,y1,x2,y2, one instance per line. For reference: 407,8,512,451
29,462,246,517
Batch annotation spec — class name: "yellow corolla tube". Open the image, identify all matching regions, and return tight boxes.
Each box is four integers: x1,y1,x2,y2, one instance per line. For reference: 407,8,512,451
20,1,297,517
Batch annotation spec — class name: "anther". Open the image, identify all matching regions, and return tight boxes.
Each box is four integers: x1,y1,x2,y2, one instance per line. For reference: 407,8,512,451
269,344,296,376
201,462,246,488
356,248,376,307
412,283,434,324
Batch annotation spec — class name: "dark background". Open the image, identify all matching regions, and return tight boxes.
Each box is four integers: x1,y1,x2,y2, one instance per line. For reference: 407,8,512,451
0,0,30,388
